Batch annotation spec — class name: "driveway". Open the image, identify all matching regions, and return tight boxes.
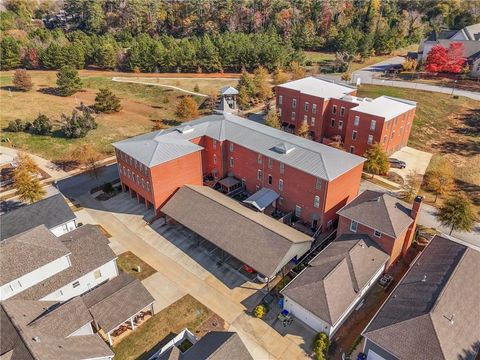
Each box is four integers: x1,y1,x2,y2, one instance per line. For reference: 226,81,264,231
389,146,433,179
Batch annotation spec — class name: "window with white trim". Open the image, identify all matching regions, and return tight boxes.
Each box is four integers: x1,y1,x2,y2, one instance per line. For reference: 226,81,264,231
257,169,262,180
268,158,272,169
367,135,373,144
331,118,335,127
352,130,357,140
291,112,296,121
146,181,150,192
374,230,381,237
304,115,308,122
292,99,297,108
354,116,360,126
332,105,337,114
338,120,343,130
278,179,284,191
279,163,284,174
315,178,322,190
313,195,320,208
383,135,387,144
229,143,234,152
391,131,395,139
268,174,273,185
141,179,145,189
350,220,358,232
257,154,262,164
312,104,317,114
311,117,315,126
295,205,302,217
370,120,376,130
340,107,345,117
279,95,283,105
230,157,234,167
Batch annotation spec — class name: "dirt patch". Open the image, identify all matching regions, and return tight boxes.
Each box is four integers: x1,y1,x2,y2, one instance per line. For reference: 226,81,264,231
117,251,157,281
194,314,227,338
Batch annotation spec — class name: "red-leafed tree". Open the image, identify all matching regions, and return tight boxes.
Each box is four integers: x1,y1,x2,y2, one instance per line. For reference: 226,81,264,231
425,43,466,74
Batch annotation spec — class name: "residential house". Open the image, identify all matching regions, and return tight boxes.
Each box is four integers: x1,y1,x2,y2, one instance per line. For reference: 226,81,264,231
416,23,480,76
113,113,365,231
1,297,114,360
157,331,253,360
336,191,422,267
281,234,389,337
362,235,480,360
161,185,313,279
0,224,118,301
275,77,416,155
0,193,76,240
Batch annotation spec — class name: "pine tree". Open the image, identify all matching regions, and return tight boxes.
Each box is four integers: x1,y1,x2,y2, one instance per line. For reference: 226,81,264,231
31,114,52,135
13,69,33,91
363,143,389,175
93,88,121,113
56,65,82,96
0,37,21,70
437,195,476,235
176,96,199,120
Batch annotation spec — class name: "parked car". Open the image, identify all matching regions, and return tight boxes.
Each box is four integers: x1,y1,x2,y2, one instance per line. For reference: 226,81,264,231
389,158,406,169
378,274,394,289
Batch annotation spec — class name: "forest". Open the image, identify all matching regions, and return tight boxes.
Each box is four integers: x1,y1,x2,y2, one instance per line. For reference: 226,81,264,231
1,0,479,72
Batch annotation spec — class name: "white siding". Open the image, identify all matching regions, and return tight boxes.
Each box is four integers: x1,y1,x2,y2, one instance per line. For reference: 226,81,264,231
50,220,77,237
41,260,118,302
0,256,71,300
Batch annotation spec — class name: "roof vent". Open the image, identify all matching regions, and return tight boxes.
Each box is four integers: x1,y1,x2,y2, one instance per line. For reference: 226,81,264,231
177,125,194,134
32,336,40,342
449,314,455,325
272,142,295,154
422,275,427,282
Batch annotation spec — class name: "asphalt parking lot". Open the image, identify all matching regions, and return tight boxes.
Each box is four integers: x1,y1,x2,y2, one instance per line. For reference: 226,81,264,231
151,221,257,289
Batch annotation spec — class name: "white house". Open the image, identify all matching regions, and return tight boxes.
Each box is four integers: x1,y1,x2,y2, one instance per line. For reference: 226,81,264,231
281,234,389,337
0,193,77,240
0,224,118,301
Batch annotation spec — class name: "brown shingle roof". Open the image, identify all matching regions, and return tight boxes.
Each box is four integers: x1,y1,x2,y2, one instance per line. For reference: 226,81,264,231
1,298,113,360
12,224,117,300
82,272,154,333
337,190,413,238
161,185,312,277
281,234,389,326
0,225,71,286
363,235,480,360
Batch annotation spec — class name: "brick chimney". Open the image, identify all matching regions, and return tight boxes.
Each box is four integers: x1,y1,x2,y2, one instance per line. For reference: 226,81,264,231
411,195,423,221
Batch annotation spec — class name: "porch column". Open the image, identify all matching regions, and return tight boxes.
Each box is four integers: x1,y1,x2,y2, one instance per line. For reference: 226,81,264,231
121,183,125,192
130,317,135,330
151,303,155,315
107,332,113,346
145,198,149,209
136,193,140,204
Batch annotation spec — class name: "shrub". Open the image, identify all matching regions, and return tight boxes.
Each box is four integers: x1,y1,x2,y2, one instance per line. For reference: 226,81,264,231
102,182,114,194
341,72,351,81
93,88,121,113
193,84,200,93
31,114,52,135
13,69,33,91
62,109,97,138
6,119,24,132
253,304,267,319
312,332,330,360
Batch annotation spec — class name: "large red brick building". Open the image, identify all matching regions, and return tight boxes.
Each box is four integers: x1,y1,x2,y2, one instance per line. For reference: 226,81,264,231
113,114,365,232
276,77,417,156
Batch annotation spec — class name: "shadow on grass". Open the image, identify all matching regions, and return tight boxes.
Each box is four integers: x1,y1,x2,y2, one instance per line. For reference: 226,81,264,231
162,119,182,126
453,108,480,138
0,86,28,92
434,139,480,157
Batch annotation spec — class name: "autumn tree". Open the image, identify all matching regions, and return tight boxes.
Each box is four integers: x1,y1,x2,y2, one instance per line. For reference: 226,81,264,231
176,96,199,120
290,61,306,80
13,69,33,91
13,153,45,204
253,66,272,101
424,161,455,202
402,58,418,72
401,170,421,203
70,144,103,178
272,67,290,85
425,43,466,74
93,88,121,113
56,65,82,96
363,144,389,175
437,194,476,235
206,91,218,113
296,121,310,138
264,108,281,129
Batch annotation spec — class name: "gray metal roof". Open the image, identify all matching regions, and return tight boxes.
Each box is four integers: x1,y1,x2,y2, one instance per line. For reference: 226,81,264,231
277,76,356,99
113,113,365,181
337,190,414,238
281,234,389,326
161,185,312,277
0,194,76,240
220,86,239,95
363,235,480,360
243,187,279,211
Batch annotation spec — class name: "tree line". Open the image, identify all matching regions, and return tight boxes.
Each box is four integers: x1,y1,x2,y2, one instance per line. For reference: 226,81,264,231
2,0,479,72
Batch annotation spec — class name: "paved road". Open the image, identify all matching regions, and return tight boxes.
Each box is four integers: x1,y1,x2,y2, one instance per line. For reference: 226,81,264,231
360,180,480,248
320,56,480,101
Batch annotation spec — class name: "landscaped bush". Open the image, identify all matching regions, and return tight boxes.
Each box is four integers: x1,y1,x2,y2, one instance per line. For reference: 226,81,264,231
253,304,267,319
31,114,52,135
312,332,330,360
6,119,24,132
61,109,97,138
102,182,114,194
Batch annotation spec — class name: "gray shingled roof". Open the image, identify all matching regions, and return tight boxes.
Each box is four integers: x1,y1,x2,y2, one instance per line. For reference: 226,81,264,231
162,185,312,277
363,235,480,360
281,234,389,326
337,190,414,238
113,113,365,181
82,272,154,333
0,225,71,286
12,225,117,300
0,194,75,240
159,332,253,360
1,298,113,360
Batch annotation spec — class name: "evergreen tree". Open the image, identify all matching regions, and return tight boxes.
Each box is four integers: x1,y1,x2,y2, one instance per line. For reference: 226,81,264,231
61,109,97,138
253,66,272,101
437,195,476,235
237,71,256,98
56,65,82,96
1,37,21,70
31,114,52,135
84,1,106,34
93,88,121,113
13,69,33,91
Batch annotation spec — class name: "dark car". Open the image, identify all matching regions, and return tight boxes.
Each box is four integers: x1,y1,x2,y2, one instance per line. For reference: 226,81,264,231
389,158,406,169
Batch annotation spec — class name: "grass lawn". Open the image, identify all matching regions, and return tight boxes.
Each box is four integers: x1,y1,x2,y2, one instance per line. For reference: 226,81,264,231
358,85,479,216
0,70,205,162
304,51,336,64
113,294,221,360
348,44,418,72
117,251,157,281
